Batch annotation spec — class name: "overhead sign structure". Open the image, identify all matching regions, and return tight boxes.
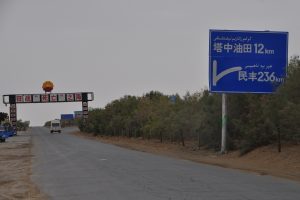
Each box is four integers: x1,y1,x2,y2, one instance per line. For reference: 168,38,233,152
209,30,288,93
3,92,94,131
3,93,90,104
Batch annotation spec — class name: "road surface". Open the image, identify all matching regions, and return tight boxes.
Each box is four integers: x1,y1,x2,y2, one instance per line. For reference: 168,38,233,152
31,127,300,200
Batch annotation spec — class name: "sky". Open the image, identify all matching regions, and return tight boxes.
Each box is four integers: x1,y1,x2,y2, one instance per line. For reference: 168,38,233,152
0,0,299,126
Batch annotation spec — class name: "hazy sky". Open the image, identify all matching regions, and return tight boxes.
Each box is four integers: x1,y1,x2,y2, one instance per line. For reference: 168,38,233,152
0,0,299,126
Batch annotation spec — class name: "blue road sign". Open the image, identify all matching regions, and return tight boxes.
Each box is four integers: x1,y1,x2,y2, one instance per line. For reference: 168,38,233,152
169,95,177,103
209,30,288,93
61,114,74,120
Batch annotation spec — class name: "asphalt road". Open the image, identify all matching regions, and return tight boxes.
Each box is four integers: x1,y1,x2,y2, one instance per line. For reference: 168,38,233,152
31,127,300,200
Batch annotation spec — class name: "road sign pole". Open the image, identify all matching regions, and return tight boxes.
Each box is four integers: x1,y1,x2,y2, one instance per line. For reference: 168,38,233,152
221,93,227,154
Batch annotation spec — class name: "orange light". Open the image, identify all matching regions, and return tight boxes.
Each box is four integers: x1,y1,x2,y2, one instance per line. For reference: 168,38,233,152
42,81,54,93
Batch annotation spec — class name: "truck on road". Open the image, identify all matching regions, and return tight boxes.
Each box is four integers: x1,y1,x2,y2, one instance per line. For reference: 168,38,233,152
50,119,61,133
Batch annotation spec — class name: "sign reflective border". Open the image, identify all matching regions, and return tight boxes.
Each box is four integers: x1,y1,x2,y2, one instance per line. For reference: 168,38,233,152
209,30,288,93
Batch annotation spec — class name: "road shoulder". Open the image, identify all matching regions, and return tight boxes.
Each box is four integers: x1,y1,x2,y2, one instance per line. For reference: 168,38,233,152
0,131,47,200
71,131,300,182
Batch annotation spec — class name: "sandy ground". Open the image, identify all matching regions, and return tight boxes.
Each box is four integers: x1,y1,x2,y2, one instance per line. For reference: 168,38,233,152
0,131,47,200
72,132,300,182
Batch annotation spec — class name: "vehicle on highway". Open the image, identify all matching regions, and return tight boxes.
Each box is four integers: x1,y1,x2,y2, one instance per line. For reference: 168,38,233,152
50,119,61,133
5,126,16,137
0,125,16,142
0,126,8,142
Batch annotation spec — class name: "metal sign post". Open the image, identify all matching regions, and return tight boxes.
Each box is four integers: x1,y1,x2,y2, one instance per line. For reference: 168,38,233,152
221,93,227,153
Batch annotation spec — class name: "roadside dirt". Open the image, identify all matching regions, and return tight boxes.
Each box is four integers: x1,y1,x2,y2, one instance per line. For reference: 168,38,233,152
0,131,47,200
72,131,300,182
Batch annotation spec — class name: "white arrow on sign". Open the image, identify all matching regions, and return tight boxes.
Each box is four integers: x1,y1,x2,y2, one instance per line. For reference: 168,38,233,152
212,60,242,86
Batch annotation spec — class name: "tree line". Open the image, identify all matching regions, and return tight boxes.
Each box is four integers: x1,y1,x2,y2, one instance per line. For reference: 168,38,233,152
79,56,300,154
0,112,30,131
